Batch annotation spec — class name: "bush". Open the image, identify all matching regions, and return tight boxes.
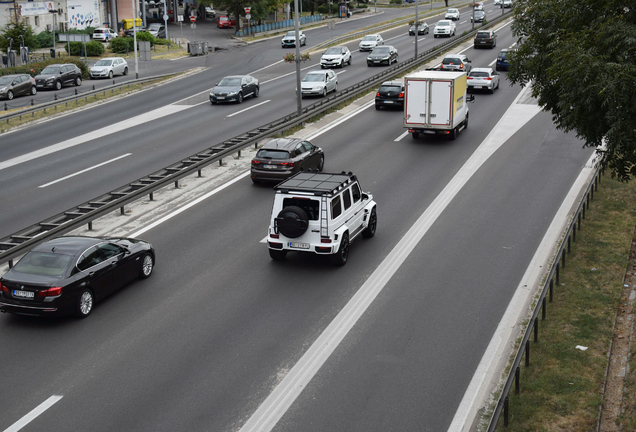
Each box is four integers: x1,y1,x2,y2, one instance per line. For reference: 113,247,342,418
64,41,104,56
66,26,95,35
390,0,401,4
153,38,170,46
134,31,156,45
316,4,329,14
110,36,134,53
35,30,54,49
0,57,89,78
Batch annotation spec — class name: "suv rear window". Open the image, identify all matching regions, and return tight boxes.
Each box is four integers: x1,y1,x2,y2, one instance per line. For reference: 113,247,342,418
442,58,462,64
475,32,491,38
469,71,489,77
282,197,319,220
256,149,290,159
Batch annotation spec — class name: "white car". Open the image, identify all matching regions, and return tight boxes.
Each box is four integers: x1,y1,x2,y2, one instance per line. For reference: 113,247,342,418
494,0,502,4
433,20,456,38
89,57,129,79
503,0,512,7
298,70,338,97
205,6,215,17
467,67,500,93
359,34,384,51
92,27,118,42
320,46,352,68
445,8,460,20
281,30,306,47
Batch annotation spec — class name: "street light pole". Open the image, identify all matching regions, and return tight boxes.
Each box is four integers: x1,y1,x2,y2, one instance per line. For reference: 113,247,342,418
132,0,139,78
471,3,474,31
414,0,418,58
294,0,302,116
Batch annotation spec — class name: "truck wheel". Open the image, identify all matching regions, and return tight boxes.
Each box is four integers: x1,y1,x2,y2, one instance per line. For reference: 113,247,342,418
412,132,420,139
450,127,458,140
269,249,287,261
362,207,377,238
276,206,309,238
330,232,349,266
464,113,469,129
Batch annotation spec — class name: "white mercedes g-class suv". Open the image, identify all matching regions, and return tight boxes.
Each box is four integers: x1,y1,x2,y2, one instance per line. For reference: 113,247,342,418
267,172,377,266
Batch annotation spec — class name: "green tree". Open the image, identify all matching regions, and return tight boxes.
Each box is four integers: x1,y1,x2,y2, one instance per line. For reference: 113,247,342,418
0,21,38,52
509,0,636,181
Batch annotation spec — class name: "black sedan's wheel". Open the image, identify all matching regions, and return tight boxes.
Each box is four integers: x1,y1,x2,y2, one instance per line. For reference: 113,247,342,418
75,76,82,86
318,155,324,171
75,289,94,318
7,90,13,100
362,207,377,238
330,232,349,266
254,86,259,97
238,92,243,103
139,253,154,279
31,86,37,95
55,80,62,90
269,249,287,261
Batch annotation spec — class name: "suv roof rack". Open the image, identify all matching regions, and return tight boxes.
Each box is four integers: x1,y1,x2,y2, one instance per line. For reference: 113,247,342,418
275,172,357,196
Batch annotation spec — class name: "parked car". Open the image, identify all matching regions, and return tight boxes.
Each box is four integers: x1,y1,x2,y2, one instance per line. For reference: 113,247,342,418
0,74,36,100
250,138,324,183
471,10,487,23
217,15,236,28
440,53,472,72
90,57,129,79
503,0,512,7
467,67,500,93
210,75,259,104
434,20,456,37
267,171,377,266
496,48,515,71
147,23,166,38
35,64,82,90
92,27,118,41
281,30,306,48
474,30,497,48
298,70,337,97
409,22,429,35
359,34,384,51
320,46,351,68
0,236,155,318
494,0,502,5
375,80,404,110
205,6,216,17
445,8,460,20
367,46,398,66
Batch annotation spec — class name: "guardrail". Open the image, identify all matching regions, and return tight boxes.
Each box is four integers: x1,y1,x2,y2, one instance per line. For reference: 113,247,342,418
0,11,511,268
486,165,603,430
0,73,175,123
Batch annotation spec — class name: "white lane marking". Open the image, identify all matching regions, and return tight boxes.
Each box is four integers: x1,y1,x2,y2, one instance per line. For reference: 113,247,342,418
4,395,63,432
460,20,467,24
227,100,271,118
384,34,403,42
0,105,191,172
335,70,347,75
38,153,132,188
394,131,409,141
489,58,496,66
413,37,427,43
238,88,542,432
260,63,317,85
130,171,251,238
250,60,285,75
448,150,599,432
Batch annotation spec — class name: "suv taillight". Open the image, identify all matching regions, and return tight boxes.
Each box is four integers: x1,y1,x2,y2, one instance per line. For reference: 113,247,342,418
398,92,404,97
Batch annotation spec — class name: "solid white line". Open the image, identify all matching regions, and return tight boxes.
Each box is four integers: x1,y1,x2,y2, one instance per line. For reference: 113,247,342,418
394,131,409,141
384,34,403,42
460,20,467,24
38,153,132,188
227,100,271,118
335,70,347,75
0,105,191,172
488,58,496,66
260,63,317,85
4,395,63,432
238,88,542,432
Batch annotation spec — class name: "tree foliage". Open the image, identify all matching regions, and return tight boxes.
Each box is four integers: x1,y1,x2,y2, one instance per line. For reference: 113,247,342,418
509,0,636,181
203,0,290,29
0,21,38,52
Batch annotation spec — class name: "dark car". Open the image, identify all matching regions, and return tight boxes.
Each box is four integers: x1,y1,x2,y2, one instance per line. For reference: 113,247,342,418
409,22,429,35
367,46,399,66
496,48,515,71
210,75,259,104
0,236,155,318
34,64,82,90
474,30,497,48
250,138,324,183
471,10,486,22
124,26,146,37
375,80,404,110
0,74,36,100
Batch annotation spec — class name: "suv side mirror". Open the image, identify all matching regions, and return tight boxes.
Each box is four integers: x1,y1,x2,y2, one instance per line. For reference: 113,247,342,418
362,192,369,200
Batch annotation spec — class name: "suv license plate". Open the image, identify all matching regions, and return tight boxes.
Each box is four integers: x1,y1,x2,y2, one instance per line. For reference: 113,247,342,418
289,242,310,249
13,290,34,299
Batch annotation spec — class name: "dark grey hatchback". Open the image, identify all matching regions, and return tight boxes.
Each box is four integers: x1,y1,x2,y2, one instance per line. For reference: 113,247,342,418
251,138,324,183
375,80,405,110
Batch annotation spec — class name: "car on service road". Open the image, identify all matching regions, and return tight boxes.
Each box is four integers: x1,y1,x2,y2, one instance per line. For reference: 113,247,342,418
434,20,456,37
467,68,500,93
0,236,155,318
0,74,36,100
210,75,259,104
445,8,460,20
441,53,472,73
474,30,497,48
359,34,384,51
320,46,351,68
299,70,337,97
251,138,324,183
281,30,306,47
35,64,82,90
217,15,236,28
205,6,216,17
503,0,512,7
90,57,129,79
375,80,404,110
409,22,429,35
147,23,166,38
92,27,118,41
367,46,398,66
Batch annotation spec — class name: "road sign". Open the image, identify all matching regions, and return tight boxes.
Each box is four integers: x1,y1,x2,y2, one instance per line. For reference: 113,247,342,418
177,14,183,22
245,13,251,19
190,15,196,22
163,14,169,20
244,7,251,13
190,23,196,29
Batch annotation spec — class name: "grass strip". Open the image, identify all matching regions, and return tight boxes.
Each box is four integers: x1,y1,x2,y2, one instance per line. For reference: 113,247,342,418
493,174,636,431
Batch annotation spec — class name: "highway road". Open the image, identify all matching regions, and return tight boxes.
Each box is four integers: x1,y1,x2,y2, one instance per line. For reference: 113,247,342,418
0,4,594,432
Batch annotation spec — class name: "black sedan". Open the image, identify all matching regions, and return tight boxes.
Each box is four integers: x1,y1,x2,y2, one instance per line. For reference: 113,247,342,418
375,80,404,110
0,236,155,318
409,22,429,35
250,138,324,184
34,63,82,90
0,74,36,100
367,46,399,66
210,75,260,104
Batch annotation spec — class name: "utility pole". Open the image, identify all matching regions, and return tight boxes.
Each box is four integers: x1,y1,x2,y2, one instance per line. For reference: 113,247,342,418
132,0,139,78
294,0,302,116
414,0,418,58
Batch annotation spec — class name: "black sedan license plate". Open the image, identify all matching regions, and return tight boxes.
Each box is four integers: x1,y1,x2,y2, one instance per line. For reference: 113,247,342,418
289,242,309,249
13,290,34,299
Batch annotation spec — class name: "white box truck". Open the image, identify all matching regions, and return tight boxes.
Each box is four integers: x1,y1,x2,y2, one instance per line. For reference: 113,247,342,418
404,71,473,140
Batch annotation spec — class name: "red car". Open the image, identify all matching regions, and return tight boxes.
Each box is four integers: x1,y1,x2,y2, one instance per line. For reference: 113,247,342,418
217,15,236,28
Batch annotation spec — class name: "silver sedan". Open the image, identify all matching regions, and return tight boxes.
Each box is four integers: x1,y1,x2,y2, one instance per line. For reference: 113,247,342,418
467,67,500,93
89,57,129,79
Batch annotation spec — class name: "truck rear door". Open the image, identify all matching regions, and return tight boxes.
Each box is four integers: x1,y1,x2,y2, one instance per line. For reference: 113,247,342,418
404,79,430,127
429,80,452,126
